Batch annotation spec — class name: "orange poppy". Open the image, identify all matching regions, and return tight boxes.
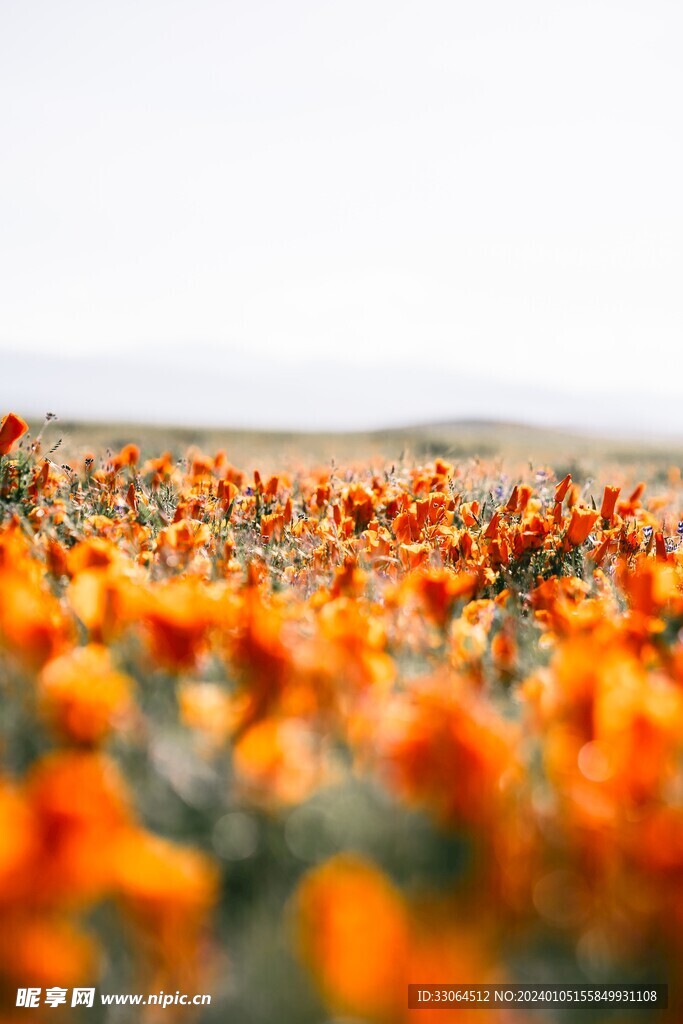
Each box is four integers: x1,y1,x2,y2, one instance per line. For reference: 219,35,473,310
0,412,28,455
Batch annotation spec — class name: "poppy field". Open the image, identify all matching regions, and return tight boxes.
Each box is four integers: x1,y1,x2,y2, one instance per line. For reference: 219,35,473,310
1,410,682,1022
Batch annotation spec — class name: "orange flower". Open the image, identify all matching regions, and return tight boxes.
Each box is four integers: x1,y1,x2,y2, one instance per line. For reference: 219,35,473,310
25,750,135,903
140,581,216,668
589,535,613,566
294,857,505,1024
0,915,99,989
491,624,517,674
392,508,420,543
460,500,480,527
483,511,502,539
38,644,133,745
504,485,519,512
157,518,211,554
233,715,334,804
398,541,430,570
125,481,138,512
0,569,73,667
566,507,599,546
113,830,218,987
293,855,409,1021
114,830,217,913
413,569,479,626
554,473,572,503
260,511,285,542
113,442,140,468
618,481,646,516
600,485,621,521
178,681,236,744
0,784,36,895
379,676,518,827
517,484,533,510
0,411,28,455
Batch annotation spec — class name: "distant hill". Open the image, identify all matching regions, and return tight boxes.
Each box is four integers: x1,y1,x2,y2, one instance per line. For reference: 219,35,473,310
2,347,680,441
20,415,683,476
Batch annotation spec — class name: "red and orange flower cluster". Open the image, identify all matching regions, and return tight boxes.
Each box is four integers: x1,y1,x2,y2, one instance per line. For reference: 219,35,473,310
1,412,682,1020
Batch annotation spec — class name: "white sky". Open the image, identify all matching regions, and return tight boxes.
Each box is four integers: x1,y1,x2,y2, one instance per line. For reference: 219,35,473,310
1,1,682,431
